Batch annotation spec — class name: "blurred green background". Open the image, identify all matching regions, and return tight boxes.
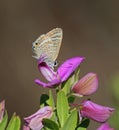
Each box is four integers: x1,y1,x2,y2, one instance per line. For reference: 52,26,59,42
0,0,119,129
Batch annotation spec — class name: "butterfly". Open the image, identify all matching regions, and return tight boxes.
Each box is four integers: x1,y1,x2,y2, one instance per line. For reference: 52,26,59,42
32,28,63,69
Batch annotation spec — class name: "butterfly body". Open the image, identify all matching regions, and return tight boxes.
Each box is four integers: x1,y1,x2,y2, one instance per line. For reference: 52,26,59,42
32,28,63,69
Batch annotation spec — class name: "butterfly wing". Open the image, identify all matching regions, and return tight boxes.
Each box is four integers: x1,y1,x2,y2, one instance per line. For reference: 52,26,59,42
32,28,63,61
45,28,63,61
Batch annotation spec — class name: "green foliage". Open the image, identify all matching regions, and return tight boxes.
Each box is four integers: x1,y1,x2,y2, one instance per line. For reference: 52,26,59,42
75,68,80,82
62,109,77,130
57,91,69,127
62,74,74,95
68,96,75,103
76,118,90,130
109,109,119,130
0,112,21,130
40,94,49,107
46,90,55,108
111,74,119,101
46,90,57,122
0,111,8,130
110,73,119,129
43,118,59,130
6,113,21,130
76,127,86,130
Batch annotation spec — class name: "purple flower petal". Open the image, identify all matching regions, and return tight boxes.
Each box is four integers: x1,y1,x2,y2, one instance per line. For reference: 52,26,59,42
35,78,61,88
57,57,85,82
24,106,53,130
97,123,114,130
0,100,5,123
80,100,114,123
36,57,84,88
38,60,57,82
72,73,98,96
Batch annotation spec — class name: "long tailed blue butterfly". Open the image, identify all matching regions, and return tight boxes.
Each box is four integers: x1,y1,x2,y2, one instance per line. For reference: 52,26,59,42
32,28,63,69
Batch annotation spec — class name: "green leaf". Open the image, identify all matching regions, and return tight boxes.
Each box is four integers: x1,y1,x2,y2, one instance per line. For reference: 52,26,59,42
76,127,86,130
6,113,21,130
62,109,77,130
40,94,49,107
57,91,69,127
62,75,74,95
43,118,59,130
0,111,8,130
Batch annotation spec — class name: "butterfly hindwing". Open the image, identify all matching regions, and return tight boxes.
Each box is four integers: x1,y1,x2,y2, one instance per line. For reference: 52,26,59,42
32,28,62,62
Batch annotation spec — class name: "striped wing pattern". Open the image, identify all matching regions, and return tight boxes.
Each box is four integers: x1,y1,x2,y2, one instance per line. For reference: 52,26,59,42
32,28,63,62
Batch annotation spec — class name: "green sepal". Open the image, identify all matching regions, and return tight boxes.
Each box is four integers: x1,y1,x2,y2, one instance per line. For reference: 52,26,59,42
47,90,57,122
57,91,69,127
43,118,59,130
0,110,8,130
75,68,80,82
46,90,55,108
6,113,21,130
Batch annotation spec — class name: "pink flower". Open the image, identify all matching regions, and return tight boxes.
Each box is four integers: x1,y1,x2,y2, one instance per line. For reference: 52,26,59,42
35,56,85,88
24,106,53,130
97,123,114,130
80,100,114,123
23,125,30,130
0,100,5,123
72,73,98,96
